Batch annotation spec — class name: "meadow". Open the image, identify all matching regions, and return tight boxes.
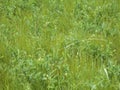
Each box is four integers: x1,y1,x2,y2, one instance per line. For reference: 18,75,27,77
0,0,120,90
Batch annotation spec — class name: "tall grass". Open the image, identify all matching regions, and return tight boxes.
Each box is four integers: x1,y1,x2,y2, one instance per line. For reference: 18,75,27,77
0,0,120,90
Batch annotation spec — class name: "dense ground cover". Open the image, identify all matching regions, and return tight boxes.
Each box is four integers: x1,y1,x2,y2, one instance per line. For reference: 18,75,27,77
0,0,120,90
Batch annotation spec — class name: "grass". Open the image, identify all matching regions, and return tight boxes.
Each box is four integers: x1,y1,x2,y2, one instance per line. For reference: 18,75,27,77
0,0,120,90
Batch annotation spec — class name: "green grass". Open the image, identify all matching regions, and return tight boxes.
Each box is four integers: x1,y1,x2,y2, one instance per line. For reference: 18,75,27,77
0,0,120,90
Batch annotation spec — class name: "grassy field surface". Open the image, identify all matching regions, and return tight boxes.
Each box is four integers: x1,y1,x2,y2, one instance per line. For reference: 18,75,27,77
0,0,120,90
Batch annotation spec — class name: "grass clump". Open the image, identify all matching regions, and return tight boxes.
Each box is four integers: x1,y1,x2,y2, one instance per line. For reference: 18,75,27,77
0,0,120,90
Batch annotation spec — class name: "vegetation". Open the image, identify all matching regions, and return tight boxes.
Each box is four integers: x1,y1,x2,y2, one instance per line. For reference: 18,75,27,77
0,0,120,90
